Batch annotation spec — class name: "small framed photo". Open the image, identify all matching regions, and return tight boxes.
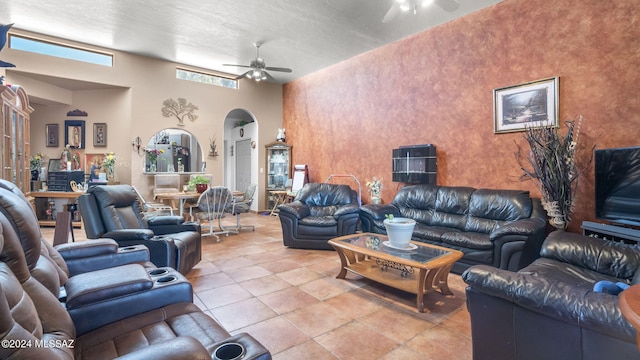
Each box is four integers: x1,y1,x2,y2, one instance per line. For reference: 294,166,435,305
48,158,61,173
494,77,559,134
46,124,58,147
64,120,86,149
93,123,107,147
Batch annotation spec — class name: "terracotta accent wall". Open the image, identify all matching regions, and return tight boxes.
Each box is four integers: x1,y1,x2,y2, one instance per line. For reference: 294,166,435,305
283,0,640,232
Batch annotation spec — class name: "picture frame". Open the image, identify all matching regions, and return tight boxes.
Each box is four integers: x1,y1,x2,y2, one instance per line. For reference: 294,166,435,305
93,123,107,147
84,153,105,174
48,158,61,173
493,77,559,134
64,120,86,149
45,124,59,147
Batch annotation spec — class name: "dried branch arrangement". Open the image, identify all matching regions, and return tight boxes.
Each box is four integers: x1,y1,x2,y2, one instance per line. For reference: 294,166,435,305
516,115,593,230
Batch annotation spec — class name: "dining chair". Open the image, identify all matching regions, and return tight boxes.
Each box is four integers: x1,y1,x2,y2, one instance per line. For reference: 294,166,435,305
132,186,174,218
153,174,181,199
227,183,257,232
189,186,233,241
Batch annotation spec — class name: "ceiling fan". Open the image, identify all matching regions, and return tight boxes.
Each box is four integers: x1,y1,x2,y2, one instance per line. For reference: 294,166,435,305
383,0,460,23
223,42,292,82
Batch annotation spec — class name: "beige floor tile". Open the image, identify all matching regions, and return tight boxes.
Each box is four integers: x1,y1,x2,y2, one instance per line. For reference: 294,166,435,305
315,320,399,360
273,340,338,360
239,274,292,297
233,316,310,354
276,267,324,286
406,324,472,360
283,302,354,337
209,297,277,331
258,287,320,314
198,283,253,309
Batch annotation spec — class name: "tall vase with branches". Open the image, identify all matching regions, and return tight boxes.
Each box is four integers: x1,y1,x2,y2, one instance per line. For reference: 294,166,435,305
516,115,593,230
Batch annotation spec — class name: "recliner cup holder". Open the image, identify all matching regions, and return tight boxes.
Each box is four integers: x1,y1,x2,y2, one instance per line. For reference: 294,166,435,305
213,342,245,360
120,246,138,251
155,275,177,284
148,269,169,276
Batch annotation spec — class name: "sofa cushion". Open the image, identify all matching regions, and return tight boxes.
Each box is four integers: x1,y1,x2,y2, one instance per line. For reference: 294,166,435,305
441,231,493,250
413,223,450,241
465,189,533,234
299,216,337,227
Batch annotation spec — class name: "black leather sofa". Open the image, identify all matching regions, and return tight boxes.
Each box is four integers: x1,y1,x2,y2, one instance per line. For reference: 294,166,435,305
79,184,202,274
278,183,360,250
463,231,640,360
359,185,547,273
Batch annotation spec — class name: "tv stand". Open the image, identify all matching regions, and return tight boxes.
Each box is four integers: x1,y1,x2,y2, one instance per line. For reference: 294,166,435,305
581,221,640,243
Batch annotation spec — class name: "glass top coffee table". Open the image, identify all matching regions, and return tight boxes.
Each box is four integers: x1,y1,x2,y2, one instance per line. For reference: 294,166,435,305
328,233,463,312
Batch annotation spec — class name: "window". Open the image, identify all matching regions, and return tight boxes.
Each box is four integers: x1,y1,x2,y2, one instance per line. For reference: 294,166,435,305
9,34,113,67
176,67,237,89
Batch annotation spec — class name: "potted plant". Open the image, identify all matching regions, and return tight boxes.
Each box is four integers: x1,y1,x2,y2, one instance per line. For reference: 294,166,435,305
188,175,211,193
383,214,416,249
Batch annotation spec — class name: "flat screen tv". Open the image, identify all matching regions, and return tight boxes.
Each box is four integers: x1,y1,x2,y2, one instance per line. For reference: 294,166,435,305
594,146,640,226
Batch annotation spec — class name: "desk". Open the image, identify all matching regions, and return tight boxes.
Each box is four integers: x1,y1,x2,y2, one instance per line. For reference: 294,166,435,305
28,191,84,228
620,284,640,350
154,192,200,217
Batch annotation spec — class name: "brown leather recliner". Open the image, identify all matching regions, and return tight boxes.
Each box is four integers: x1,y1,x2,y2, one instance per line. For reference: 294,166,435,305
278,183,360,250
79,184,202,274
0,190,271,359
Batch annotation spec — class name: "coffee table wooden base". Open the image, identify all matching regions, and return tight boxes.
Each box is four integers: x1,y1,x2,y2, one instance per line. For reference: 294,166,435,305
330,236,462,313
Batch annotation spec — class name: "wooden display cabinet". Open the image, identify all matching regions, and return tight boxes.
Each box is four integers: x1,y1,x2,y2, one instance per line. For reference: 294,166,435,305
265,141,292,211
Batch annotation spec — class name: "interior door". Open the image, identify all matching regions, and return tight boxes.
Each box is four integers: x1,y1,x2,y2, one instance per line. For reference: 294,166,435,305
235,139,252,192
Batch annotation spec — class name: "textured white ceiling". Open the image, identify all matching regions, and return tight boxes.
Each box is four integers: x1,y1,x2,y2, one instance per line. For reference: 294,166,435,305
0,0,503,84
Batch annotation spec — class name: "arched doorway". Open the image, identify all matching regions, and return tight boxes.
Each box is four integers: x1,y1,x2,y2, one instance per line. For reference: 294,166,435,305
223,109,258,211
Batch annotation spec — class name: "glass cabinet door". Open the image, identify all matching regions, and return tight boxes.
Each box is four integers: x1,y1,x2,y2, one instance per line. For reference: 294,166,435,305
264,141,292,210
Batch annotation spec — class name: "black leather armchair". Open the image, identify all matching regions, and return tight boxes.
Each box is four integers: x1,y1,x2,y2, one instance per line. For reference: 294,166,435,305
463,231,640,360
78,185,202,274
278,183,360,250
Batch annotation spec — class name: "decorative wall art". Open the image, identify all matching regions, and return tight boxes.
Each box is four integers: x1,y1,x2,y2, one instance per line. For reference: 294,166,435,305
493,77,559,134
46,124,59,147
64,120,86,149
93,123,107,147
161,98,198,126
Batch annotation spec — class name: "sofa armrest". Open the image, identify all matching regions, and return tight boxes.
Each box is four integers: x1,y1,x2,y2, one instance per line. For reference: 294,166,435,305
359,204,399,220
147,216,184,226
104,229,155,241
63,244,151,277
333,203,360,217
278,201,311,219
55,238,119,259
463,264,636,342
489,218,546,241
541,231,640,279
114,336,211,360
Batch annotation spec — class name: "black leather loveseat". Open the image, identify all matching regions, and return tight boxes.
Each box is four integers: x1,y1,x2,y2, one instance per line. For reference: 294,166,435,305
359,185,547,273
463,231,640,360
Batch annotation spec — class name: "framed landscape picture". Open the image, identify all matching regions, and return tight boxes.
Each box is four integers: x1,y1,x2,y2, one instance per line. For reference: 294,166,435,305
46,124,58,147
494,77,559,133
93,123,107,147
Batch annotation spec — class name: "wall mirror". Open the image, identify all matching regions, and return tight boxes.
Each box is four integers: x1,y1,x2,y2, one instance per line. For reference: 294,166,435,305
145,128,203,173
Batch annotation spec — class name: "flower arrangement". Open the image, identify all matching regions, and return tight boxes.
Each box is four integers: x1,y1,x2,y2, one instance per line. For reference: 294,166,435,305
103,152,116,171
366,177,383,199
516,115,593,230
30,152,44,170
145,148,164,163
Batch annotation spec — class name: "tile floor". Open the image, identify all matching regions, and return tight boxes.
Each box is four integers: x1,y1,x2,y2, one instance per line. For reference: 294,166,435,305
51,213,472,360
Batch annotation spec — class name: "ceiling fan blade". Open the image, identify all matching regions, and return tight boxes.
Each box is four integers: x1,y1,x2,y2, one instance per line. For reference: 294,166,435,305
382,1,402,23
434,0,460,12
223,63,253,69
265,66,292,73
263,71,277,82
